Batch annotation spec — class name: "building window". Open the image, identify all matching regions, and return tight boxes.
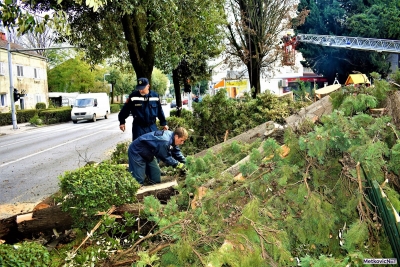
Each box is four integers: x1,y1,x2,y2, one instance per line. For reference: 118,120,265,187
1,94,6,106
0,62,5,75
34,68,39,79
36,94,42,103
17,65,24,77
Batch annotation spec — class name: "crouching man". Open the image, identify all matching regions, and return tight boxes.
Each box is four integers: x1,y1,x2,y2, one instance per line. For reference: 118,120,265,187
128,127,188,185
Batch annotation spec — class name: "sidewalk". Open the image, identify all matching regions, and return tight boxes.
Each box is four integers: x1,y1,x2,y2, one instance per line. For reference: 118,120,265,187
0,122,38,136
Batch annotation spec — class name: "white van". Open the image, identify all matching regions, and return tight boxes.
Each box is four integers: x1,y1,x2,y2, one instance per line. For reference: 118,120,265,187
71,93,110,123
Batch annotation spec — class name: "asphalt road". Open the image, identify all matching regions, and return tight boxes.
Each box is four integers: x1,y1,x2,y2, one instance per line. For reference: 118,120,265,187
0,104,178,220
0,113,135,206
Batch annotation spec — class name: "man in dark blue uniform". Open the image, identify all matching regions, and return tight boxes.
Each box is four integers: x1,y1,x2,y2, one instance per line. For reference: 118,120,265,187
128,127,188,185
118,77,168,140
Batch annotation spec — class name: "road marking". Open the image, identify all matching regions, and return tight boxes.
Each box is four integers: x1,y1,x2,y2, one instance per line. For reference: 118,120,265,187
0,124,116,148
0,130,104,168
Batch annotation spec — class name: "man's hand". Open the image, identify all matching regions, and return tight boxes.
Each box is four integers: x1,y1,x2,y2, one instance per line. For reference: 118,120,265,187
119,124,126,132
176,162,185,169
176,162,187,176
163,125,169,130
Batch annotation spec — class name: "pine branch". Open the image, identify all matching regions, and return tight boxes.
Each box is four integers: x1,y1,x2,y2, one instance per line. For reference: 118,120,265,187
110,219,183,263
192,248,206,266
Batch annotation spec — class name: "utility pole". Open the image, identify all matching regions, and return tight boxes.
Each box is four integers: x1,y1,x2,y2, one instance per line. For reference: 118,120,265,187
7,34,18,130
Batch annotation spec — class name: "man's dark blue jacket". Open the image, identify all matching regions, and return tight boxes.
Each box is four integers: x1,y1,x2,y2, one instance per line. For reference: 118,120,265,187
118,90,167,140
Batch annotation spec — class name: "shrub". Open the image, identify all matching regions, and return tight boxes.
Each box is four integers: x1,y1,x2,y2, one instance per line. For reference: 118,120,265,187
110,103,121,113
0,241,50,267
29,115,43,126
59,162,140,229
38,107,71,124
35,102,47,109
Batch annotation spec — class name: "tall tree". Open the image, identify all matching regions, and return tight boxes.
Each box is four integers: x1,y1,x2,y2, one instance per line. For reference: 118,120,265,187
12,0,225,98
224,0,302,98
48,57,107,93
154,0,225,115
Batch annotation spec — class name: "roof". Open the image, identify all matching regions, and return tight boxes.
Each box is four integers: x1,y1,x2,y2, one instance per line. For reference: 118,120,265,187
0,39,46,59
345,74,370,85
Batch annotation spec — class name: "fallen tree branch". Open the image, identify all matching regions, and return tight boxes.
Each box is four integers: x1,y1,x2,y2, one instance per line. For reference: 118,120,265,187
73,206,116,254
192,248,206,266
111,219,183,263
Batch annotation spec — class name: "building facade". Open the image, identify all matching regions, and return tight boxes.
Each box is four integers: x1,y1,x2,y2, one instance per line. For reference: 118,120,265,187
0,32,48,112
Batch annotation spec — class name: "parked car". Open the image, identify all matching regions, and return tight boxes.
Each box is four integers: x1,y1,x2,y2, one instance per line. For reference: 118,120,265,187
161,99,167,105
170,100,176,108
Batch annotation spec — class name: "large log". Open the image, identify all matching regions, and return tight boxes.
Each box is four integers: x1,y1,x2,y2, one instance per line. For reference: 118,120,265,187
384,91,400,129
285,95,333,129
0,180,178,241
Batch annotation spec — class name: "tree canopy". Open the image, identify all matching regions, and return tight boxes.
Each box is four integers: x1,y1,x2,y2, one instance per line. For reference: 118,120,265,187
47,57,107,93
14,0,225,99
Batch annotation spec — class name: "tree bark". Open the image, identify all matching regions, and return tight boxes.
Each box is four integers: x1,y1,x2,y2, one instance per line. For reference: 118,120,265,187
121,14,154,80
285,95,333,129
172,68,182,117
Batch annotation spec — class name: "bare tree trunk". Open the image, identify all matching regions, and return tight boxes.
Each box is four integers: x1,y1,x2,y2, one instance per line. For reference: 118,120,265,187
172,68,182,117
248,61,261,98
111,83,115,104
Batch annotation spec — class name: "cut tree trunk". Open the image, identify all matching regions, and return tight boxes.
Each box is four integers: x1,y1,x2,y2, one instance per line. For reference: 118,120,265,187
285,95,332,129
384,91,400,129
0,180,178,241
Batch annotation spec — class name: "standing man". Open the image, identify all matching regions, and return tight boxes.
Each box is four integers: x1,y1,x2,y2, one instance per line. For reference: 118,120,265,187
128,127,188,185
119,77,168,140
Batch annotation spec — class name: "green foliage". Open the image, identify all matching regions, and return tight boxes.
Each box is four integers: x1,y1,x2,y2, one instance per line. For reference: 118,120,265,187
38,107,72,124
339,94,377,116
384,186,400,212
342,221,369,252
110,141,130,165
48,57,107,93
151,68,169,96
35,102,47,109
59,163,140,228
63,234,122,267
388,140,400,175
29,114,43,126
300,253,364,267
183,89,305,154
0,241,50,267
136,251,160,267
110,104,121,113
294,80,314,101
0,109,38,125
239,161,259,177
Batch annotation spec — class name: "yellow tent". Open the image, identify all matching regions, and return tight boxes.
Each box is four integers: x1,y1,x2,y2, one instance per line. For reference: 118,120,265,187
345,74,370,85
